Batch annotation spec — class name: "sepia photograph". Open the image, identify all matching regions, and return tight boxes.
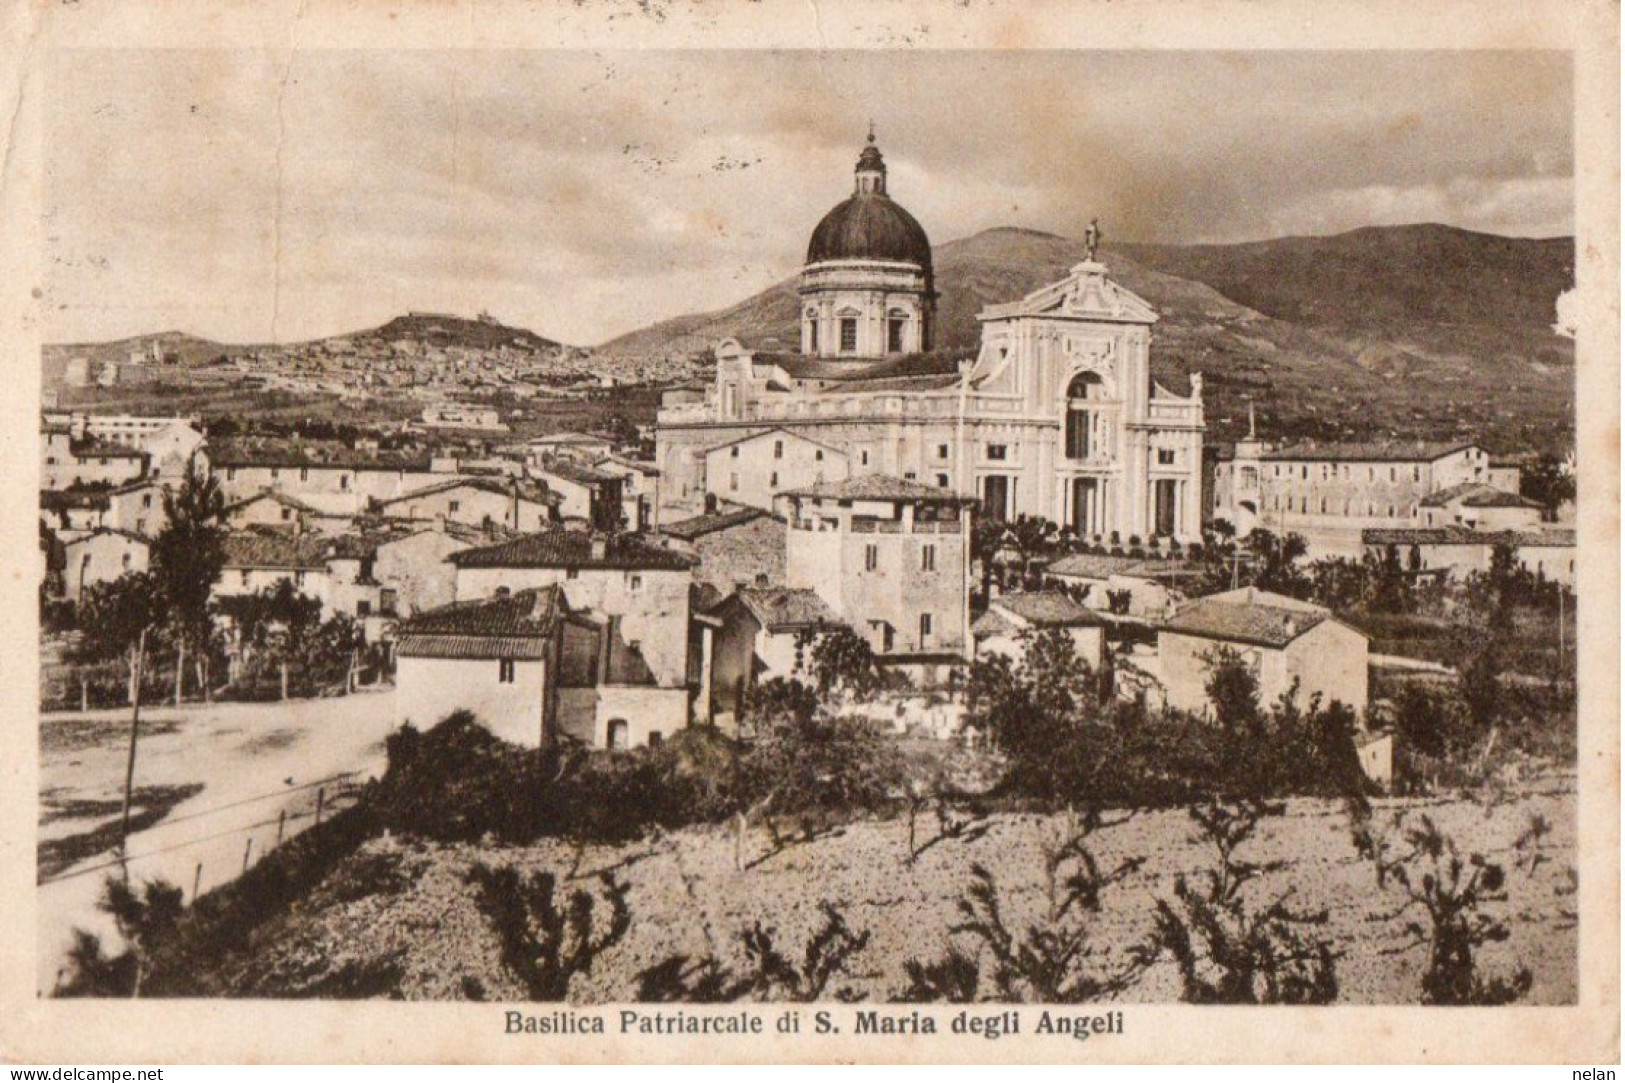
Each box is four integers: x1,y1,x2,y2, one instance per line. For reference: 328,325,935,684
4,0,1618,1065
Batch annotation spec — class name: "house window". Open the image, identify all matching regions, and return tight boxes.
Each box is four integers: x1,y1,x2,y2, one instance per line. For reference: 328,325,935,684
239,570,250,587
815,450,824,461
271,468,280,480
731,446,740,458
136,518,146,533
142,494,153,508
357,600,372,617
121,553,131,570
921,544,936,572
498,659,516,683
774,440,784,459
809,320,819,353
937,474,950,488
919,613,933,642
987,444,1008,461
1158,448,1176,465
1413,466,1421,482
770,472,779,487
45,456,56,465
729,472,739,491
937,444,949,460
865,544,878,572
839,318,858,354
281,508,293,521
295,571,306,587
566,568,580,580
607,718,630,750
629,574,643,591
340,474,350,490
860,450,870,466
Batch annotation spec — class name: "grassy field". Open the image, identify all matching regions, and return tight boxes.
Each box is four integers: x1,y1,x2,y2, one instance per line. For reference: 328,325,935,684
196,773,1576,1004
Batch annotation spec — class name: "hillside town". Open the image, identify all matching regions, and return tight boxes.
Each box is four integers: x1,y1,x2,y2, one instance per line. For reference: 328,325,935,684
38,132,1580,1006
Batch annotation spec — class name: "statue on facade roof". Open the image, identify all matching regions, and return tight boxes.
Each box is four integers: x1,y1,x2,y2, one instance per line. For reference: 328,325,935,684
1084,217,1103,262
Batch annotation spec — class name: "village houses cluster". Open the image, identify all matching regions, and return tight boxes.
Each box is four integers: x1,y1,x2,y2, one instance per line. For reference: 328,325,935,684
40,133,1576,772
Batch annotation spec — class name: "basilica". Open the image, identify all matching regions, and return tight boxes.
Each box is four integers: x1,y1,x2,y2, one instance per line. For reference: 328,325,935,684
654,132,1206,543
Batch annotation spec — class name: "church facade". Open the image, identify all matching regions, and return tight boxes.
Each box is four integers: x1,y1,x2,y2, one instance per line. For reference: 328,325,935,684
654,135,1206,543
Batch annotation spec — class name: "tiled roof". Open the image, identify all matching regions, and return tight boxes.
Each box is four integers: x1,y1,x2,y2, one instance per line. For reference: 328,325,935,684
820,374,961,393
1255,440,1478,464
70,437,149,460
992,591,1103,628
1362,526,1576,548
1419,482,1540,510
379,476,561,507
41,488,111,511
398,586,563,638
783,474,971,503
225,488,324,515
209,439,434,471
536,457,618,485
64,527,152,548
449,530,697,571
700,427,846,457
1162,588,1335,649
732,587,841,633
222,531,333,570
1046,553,1203,581
591,453,661,477
661,506,770,541
395,634,549,661
971,608,1020,638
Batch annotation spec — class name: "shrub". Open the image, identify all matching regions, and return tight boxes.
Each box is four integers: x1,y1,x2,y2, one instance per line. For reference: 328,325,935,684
468,865,631,1001
1134,800,1338,1004
899,817,1143,1003
1362,814,1532,1005
55,876,186,998
637,903,870,1002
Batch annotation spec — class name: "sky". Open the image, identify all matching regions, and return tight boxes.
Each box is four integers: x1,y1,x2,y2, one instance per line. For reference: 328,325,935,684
44,49,1573,348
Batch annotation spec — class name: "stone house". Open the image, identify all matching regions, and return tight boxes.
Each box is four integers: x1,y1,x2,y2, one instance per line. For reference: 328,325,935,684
776,474,973,686
701,428,851,514
971,591,1105,669
374,477,559,533
60,528,150,602
705,586,843,727
660,505,786,593
1157,587,1369,718
447,530,699,708
395,585,684,749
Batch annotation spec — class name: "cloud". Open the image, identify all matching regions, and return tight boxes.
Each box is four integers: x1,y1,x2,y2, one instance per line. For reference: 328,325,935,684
43,48,1573,347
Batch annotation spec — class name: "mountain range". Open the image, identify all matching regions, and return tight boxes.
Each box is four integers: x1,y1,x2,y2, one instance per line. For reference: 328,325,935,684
600,223,1575,451
45,224,1575,452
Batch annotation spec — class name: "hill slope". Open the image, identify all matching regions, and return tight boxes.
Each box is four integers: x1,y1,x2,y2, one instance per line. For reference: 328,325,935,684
599,224,1575,451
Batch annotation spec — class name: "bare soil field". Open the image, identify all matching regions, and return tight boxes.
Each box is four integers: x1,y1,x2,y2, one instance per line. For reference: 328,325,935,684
212,772,1577,1004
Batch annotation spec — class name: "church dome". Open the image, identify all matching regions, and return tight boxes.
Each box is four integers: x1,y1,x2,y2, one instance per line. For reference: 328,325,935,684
804,133,933,271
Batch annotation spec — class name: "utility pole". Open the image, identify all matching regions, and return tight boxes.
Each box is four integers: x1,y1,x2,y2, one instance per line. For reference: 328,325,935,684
118,626,151,857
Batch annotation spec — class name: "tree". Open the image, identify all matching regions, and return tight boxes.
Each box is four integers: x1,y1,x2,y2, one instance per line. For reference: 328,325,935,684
971,514,1006,599
1246,530,1312,598
74,572,166,848
964,629,1102,805
1520,452,1574,517
1203,646,1261,733
802,626,886,702
150,460,228,704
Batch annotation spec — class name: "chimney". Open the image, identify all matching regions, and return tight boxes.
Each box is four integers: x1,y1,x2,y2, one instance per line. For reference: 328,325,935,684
589,532,608,561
